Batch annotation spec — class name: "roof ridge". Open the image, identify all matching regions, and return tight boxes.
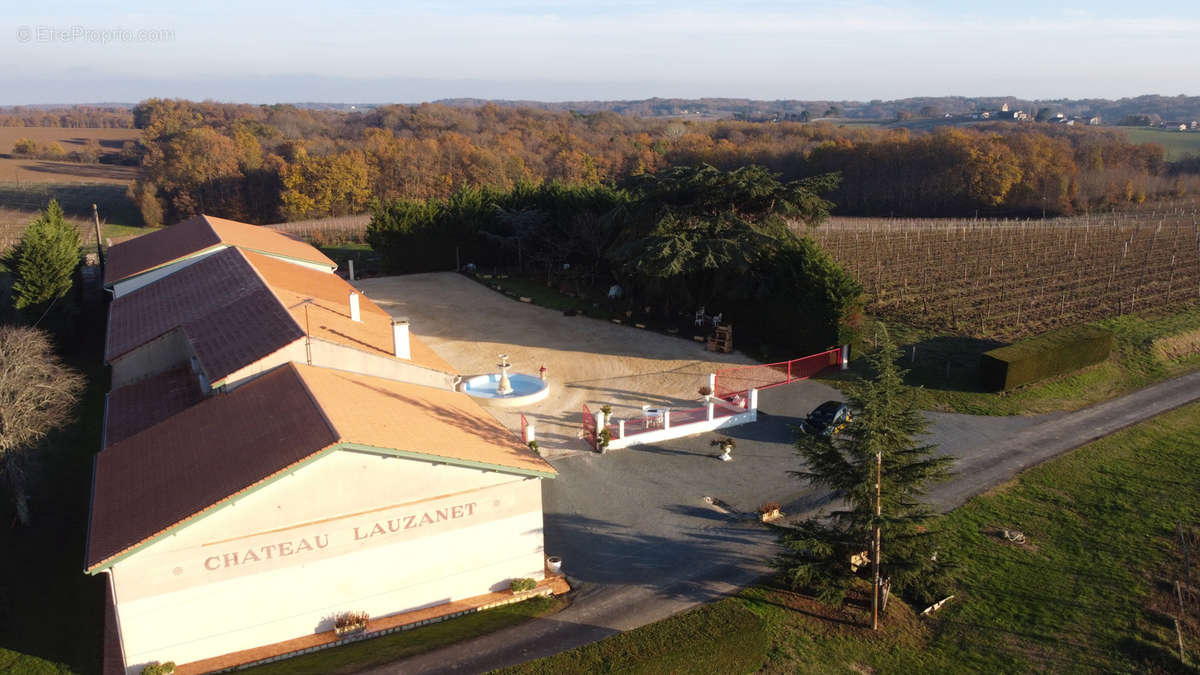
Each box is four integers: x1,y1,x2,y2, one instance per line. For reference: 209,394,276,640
234,247,312,340
288,362,343,443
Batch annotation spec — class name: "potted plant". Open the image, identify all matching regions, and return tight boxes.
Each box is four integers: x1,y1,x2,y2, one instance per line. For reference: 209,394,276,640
333,610,369,637
711,437,735,461
141,662,176,675
600,405,613,424
758,501,783,522
527,440,540,456
597,427,612,453
698,386,713,402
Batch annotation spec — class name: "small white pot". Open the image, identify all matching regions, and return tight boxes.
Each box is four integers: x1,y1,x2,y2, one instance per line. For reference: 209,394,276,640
547,556,563,573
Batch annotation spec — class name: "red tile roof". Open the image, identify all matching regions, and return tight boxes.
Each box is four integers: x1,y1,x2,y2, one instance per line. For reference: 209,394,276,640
86,363,553,572
104,214,335,285
87,364,339,571
105,248,304,383
104,368,204,447
107,247,454,386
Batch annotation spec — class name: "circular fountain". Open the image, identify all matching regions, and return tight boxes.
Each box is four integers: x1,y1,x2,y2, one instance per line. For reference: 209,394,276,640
461,354,550,408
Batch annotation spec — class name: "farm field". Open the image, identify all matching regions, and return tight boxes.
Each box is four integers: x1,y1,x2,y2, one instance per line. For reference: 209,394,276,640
813,206,1200,341
1119,126,1200,161
0,126,139,184
0,183,145,253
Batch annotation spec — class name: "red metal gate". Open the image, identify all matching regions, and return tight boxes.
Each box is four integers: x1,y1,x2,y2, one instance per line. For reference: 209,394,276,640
581,403,596,450
713,347,842,399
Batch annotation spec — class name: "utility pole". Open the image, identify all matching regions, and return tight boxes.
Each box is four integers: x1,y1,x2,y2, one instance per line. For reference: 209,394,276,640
92,203,105,279
873,449,882,631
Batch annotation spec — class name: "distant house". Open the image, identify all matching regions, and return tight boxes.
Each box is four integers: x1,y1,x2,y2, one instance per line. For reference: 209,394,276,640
1089,116,1102,125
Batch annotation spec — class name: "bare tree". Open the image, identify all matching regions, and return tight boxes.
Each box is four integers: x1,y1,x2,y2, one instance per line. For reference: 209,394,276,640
0,326,84,526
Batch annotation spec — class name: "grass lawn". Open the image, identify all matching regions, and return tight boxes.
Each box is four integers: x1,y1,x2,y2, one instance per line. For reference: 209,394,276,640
242,595,566,675
503,402,1200,673
315,242,383,279
820,305,1200,415
473,275,590,313
1119,126,1200,161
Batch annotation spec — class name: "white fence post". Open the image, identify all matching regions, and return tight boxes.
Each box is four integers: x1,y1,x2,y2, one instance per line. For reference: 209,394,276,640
594,411,605,435
707,372,716,393
707,402,714,421
617,419,625,439
749,388,758,411
841,344,850,370
525,421,536,443
663,410,671,430
348,259,355,281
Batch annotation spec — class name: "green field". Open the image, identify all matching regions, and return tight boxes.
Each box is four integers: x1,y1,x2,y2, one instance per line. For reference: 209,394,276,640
1119,126,1200,161
504,401,1200,674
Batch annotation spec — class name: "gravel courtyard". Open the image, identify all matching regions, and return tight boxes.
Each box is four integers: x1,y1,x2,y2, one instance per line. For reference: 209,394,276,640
357,272,757,455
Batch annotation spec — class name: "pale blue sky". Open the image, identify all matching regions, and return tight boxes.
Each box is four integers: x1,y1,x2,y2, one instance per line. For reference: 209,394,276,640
3,1,1198,103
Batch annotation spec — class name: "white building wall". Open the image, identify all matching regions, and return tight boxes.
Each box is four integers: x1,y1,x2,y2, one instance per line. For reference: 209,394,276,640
110,248,226,299
217,339,308,390
110,247,336,299
308,338,457,390
109,329,193,388
108,451,547,672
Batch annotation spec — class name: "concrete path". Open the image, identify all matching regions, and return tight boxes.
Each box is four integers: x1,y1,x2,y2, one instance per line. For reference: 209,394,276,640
352,273,1200,674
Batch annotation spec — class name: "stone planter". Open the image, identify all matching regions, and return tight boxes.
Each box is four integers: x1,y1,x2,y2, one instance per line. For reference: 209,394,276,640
759,509,782,523
547,556,563,573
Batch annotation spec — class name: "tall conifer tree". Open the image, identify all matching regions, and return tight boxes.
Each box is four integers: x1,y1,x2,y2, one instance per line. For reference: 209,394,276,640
776,331,954,621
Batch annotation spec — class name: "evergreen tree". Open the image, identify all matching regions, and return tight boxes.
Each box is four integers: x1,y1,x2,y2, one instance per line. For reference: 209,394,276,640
775,331,954,621
7,200,80,314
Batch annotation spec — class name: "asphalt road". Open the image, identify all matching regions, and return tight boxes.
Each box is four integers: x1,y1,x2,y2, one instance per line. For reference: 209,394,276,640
369,370,1200,674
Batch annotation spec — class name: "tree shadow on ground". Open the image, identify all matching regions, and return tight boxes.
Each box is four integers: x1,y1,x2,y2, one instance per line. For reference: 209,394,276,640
543,512,775,604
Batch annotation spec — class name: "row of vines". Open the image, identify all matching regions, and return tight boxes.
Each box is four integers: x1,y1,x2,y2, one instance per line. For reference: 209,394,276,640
811,201,1200,340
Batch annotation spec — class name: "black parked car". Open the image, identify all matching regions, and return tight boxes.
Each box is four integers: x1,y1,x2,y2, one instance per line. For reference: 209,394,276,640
800,401,852,437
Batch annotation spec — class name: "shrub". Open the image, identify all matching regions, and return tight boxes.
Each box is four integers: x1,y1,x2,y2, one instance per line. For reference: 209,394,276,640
758,501,781,514
710,437,736,450
6,200,80,312
333,610,369,631
527,440,540,455
510,578,538,593
980,325,1114,391
140,662,175,675
11,137,36,155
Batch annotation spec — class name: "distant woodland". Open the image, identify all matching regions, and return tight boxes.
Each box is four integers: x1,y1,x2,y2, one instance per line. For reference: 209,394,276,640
2,99,1197,225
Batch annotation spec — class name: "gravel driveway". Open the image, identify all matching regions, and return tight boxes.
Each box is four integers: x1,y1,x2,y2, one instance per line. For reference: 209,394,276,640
354,272,1200,674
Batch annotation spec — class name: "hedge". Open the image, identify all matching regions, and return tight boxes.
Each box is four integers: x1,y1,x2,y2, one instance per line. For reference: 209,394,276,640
495,599,767,674
980,325,1114,391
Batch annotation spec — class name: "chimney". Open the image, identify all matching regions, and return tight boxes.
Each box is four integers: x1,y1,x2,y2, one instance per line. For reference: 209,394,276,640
392,319,410,359
349,292,361,322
